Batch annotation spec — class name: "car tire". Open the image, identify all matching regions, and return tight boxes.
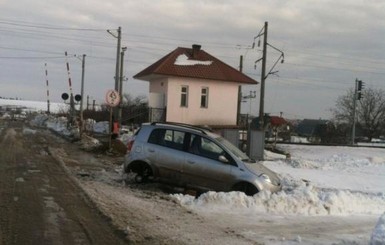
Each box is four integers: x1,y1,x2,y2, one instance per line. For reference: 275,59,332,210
134,163,153,183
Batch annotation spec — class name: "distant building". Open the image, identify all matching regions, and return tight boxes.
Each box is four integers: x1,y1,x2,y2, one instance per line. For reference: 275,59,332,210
295,119,329,143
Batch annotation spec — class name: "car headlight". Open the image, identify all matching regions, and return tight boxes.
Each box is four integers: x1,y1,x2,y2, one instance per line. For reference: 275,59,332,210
260,173,271,183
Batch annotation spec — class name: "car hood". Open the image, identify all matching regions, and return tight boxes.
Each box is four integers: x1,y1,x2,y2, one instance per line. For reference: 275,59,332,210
244,162,281,186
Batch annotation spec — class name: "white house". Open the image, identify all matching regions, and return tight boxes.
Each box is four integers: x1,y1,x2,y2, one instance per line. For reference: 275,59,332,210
133,45,258,127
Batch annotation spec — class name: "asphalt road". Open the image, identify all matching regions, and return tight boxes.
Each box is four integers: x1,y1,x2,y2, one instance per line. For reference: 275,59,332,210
0,120,128,245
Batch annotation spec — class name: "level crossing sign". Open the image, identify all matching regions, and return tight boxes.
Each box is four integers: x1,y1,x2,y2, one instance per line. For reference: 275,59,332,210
105,90,120,107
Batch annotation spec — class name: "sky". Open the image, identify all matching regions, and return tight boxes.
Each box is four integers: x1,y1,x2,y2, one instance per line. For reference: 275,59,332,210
0,0,384,119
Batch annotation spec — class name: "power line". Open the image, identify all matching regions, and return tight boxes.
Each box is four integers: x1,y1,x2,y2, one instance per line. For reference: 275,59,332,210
0,19,106,31
1,18,384,91
0,29,114,48
284,61,385,76
1,19,384,71
0,56,65,59
0,46,64,55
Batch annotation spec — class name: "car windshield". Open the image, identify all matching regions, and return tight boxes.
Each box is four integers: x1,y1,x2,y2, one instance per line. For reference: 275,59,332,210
215,136,251,161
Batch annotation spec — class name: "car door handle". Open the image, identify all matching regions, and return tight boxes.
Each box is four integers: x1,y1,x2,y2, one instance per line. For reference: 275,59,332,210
148,148,155,153
187,160,195,164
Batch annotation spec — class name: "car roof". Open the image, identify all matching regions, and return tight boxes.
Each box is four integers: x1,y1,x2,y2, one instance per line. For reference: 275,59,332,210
143,122,213,136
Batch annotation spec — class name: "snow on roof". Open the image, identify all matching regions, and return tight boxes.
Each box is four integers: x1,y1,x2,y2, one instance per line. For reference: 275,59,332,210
174,54,213,66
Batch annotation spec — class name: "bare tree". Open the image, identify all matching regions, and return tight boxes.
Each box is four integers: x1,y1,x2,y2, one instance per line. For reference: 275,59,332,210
358,88,385,140
332,87,385,141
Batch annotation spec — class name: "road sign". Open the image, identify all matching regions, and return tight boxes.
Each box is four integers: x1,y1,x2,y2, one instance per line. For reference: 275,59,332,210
105,90,120,107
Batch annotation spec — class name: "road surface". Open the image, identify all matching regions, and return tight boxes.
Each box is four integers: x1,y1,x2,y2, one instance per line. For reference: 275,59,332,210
0,120,128,245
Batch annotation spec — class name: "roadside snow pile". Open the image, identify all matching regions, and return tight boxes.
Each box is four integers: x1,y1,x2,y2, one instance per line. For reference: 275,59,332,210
29,114,77,137
79,134,103,151
173,181,385,216
46,116,77,137
172,144,385,219
278,145,385,169
29,114,49,127
22,127,37,135
93,121,109,134
370,213,385,244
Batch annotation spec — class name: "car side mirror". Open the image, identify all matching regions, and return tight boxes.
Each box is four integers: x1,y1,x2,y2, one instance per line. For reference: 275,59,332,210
218,155,229,163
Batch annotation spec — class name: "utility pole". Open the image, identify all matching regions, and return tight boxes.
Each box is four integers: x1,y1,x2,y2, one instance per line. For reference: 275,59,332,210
118,47,127,126
251,21,284,160
237,55,243,126
107,27,122,125
259,21,268,130
79,54,86,138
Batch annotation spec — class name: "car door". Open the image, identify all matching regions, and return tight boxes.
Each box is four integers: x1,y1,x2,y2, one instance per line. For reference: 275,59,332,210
182,134,237,191
147,128,186,185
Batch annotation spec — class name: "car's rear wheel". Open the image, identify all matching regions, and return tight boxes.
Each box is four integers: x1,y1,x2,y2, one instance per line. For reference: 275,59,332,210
232,182,259,196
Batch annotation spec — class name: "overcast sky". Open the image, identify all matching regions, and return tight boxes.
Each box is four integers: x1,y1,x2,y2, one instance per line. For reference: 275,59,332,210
1,0,384,119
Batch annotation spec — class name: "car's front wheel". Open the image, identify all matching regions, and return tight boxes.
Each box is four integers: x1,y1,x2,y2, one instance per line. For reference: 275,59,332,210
129,162,153,183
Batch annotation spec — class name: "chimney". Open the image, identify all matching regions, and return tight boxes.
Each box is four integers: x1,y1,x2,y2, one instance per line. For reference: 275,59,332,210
192,44,201,58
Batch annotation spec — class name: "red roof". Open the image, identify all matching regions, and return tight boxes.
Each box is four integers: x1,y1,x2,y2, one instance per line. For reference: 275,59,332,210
134,45,258,85
270,116,287,126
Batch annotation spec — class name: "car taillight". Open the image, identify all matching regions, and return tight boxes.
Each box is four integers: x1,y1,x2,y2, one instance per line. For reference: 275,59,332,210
127,140,134,152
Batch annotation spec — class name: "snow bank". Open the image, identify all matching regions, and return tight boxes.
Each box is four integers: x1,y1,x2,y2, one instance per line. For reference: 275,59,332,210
172,145,385,218
22,127,37,135
93,121,109,134
370,213,385,245
172,181,385,216
29,114,50,127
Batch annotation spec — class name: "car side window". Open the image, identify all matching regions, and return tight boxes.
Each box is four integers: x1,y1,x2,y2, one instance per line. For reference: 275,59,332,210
148,128,162,144
188,135,226,161
148,128,185,151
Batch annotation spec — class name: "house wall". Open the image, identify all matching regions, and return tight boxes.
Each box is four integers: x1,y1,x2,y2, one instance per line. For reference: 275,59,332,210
148,78,168,108
163,77,239,126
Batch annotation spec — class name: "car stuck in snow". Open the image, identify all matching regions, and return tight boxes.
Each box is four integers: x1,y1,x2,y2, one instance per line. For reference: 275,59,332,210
123,122,281,195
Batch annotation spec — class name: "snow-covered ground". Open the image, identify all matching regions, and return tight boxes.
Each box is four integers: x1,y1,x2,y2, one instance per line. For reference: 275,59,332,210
169,145,385,244
27,115,385,244
0,98,66,113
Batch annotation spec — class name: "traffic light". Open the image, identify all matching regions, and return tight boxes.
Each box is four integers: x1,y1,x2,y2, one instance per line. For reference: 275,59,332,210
357,80,364,91
357,80,364,100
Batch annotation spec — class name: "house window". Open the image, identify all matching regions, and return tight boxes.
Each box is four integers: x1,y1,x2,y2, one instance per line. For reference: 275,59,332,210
201,87,209,108
181,86,189,107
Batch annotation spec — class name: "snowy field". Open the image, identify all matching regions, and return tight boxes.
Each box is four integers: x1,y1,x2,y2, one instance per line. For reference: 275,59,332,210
0,98,66,113
172,144,385,244
26,115,385,244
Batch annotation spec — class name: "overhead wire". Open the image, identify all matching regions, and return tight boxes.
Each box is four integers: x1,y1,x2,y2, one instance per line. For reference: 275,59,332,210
1,18,384,92
0,19,106,31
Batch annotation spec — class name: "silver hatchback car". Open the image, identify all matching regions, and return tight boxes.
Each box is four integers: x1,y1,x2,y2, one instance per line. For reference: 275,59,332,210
124,122,281,195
